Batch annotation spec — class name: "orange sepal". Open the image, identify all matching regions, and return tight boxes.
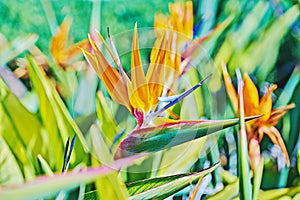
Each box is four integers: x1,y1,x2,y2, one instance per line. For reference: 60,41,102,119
183,1,193,40
266,103,295,126
259,126,290,167
222,63,238,115
259,84,277,122
82,47,129,109
50,18,72,63
130,23,150,112
243,74,259,116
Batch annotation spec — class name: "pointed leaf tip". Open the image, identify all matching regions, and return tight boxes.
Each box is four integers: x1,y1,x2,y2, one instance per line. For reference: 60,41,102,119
114,116,260,159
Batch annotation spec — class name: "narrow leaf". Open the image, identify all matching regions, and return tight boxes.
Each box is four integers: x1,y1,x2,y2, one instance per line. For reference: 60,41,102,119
253,158,264,200
95,91,119,146
0,154,145,200
275,65,300,107
257,185,300,200
90,124,129,200
0,77,44,179
155,137,206,176
236,69,252,200
37,155,54,176
26,55,89,169
127,163,219,200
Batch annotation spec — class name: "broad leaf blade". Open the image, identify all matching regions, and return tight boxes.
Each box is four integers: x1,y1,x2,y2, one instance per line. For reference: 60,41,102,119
127,163,219,200
26,55,89,169
0,77,44,179
95,92,119,146
155,138,207,176
115,116,259,159
90,124,129,200
0,154,144,200
0,135,24,185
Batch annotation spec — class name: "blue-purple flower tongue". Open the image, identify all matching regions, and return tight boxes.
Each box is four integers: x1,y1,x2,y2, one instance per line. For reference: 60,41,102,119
151,73,212,119
62,134,76,173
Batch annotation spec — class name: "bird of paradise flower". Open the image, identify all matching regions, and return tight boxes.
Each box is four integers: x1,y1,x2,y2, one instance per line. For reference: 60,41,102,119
50,17,89,70
222,63,295,167
81,0,260,159
81,23,261,160
14,17,89,78
82,22,212,128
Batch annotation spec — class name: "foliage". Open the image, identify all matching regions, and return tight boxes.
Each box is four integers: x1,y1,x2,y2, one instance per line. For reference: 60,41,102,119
0,0,299,199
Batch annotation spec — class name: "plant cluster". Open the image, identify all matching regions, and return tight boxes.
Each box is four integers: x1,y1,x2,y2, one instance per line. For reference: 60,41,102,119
0,0,299,199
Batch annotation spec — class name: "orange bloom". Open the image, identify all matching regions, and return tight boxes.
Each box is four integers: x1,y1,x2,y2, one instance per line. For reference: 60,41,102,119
222,63,295,166
50,17,88,70
152,1,194,98
83,2,215,128
150,1,194,87
82,24,186,127
154,1,193,42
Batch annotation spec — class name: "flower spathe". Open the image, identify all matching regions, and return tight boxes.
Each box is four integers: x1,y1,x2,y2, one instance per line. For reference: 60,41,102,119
222,63,295,167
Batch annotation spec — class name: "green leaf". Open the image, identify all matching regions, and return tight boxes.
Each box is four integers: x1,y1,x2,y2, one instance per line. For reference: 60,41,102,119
53,64,79,100
214,1,269,88
126,163,219,200
75,112,97,134
26,55,89,169
275,65,300,107
257,185,300,200
0,135,24,185
298,148,300,175
73,71,98,116
236,70,252,200
37,155,54,176
0,154,144,200
39,0,58,36
195,0,218,37
0,77,44,180
230,1,270,52
253,158,264,200
90,124,130,200
255,5,299,81
96,92,119,147
230,5,299,79
155,137,207,176
183,16,233,92
84,191,99,200
206,170,239,200
180,68,204,119
114,116,260,159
